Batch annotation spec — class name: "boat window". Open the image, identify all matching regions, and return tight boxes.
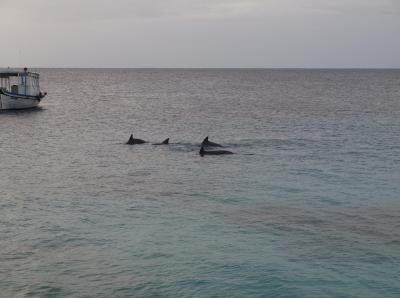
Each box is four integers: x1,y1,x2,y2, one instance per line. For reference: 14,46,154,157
0,77,9,89
0,77,12,91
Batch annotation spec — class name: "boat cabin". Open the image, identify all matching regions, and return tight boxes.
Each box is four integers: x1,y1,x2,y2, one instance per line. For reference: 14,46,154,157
0,68,42,97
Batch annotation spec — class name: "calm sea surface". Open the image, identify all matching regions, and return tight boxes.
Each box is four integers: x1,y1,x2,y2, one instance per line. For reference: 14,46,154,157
1,69,400,297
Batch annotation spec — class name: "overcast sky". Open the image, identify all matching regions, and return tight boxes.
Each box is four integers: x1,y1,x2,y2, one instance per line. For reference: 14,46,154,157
1,0,399,68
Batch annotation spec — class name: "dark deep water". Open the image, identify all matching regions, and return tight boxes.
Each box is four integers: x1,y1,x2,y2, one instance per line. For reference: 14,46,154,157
1,69,400,297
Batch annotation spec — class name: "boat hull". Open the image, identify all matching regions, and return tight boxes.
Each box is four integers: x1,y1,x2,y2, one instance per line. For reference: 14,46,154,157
0,94,40,110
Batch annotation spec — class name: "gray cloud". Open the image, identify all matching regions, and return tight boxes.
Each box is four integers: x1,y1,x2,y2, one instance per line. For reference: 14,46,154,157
1,0,399,68
3,0,266,23
3,0,399,23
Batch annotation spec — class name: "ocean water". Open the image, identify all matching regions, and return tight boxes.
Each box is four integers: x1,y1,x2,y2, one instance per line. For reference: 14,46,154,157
0,69,400,297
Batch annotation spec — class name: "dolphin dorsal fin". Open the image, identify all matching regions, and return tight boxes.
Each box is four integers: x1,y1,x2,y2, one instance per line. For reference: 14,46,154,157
202,136,209,143
162,138,169,144
127,134,134,144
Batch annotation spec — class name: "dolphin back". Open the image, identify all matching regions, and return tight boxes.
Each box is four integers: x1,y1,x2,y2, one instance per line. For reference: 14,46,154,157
201,136,224,148
199,146,233,156
126,135,146,145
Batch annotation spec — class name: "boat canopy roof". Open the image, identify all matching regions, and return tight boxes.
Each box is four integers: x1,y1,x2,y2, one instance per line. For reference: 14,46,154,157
0,69,39,78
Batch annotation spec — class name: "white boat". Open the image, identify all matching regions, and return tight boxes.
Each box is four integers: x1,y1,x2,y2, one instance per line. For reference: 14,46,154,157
0,68,46,110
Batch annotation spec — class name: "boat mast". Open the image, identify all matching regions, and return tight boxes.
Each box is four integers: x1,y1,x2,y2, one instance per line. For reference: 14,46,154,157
24,67,28,95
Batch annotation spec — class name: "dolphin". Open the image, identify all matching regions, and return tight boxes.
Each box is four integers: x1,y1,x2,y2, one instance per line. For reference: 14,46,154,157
126,134,146,145
199,146,233,156
152,138,170,145
201,136,224,148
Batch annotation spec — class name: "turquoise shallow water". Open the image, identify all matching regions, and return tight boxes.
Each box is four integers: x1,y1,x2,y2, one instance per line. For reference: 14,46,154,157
0,69,400,297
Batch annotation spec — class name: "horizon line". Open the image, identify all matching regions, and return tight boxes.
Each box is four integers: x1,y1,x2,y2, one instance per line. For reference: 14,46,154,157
2,66,400,70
